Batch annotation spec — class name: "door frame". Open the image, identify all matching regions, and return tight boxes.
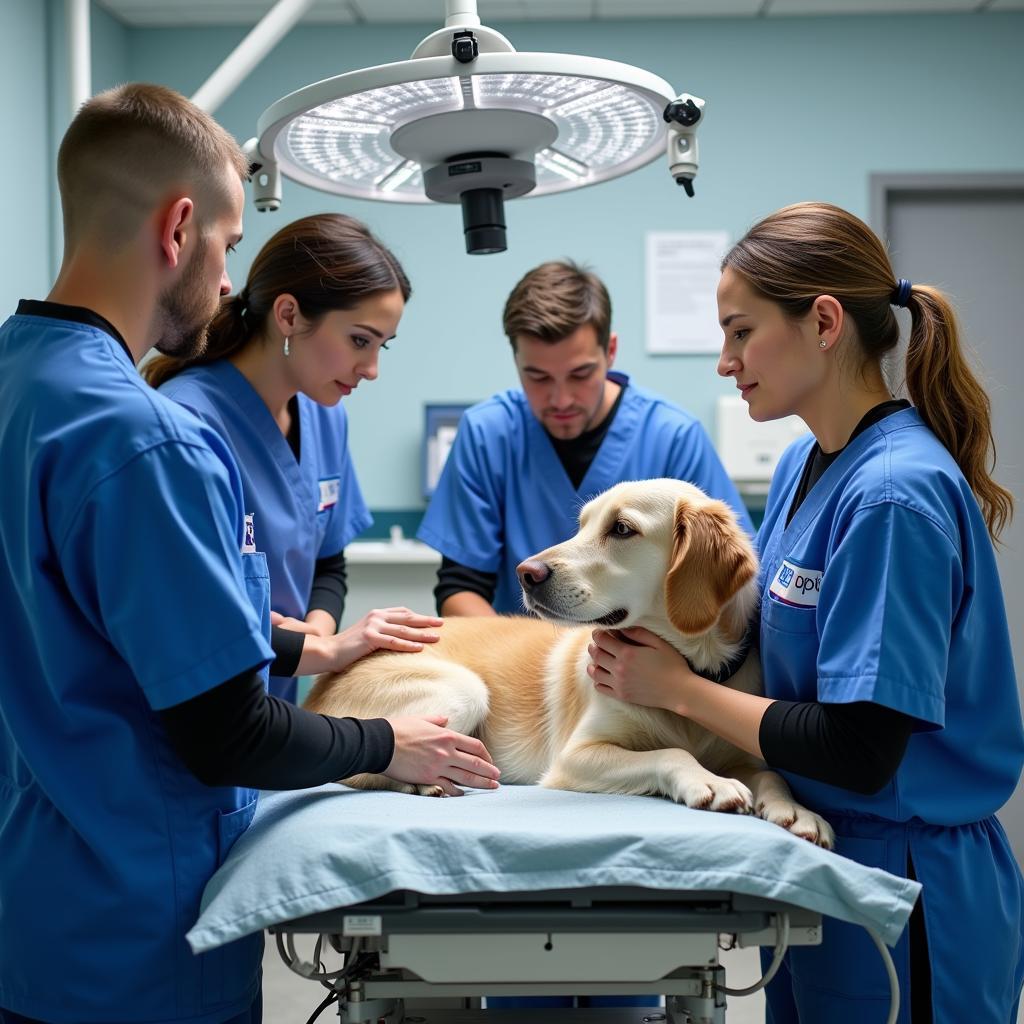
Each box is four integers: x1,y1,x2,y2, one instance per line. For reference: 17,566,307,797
870,172,1024,237
871,172,1024,864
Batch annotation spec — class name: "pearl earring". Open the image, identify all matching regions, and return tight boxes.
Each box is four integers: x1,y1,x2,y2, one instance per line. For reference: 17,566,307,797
819,339,827,349
283,336,291,357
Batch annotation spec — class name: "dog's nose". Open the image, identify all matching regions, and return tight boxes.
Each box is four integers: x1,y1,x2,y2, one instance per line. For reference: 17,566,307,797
516,559,550,591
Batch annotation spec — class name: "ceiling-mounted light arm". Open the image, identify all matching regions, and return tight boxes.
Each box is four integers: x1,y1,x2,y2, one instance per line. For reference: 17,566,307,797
444,0,481,28
411,0,514,59
664,93,706,198
244,137,281,212
191,0,317,114
249,0,687,254
67,0,91,117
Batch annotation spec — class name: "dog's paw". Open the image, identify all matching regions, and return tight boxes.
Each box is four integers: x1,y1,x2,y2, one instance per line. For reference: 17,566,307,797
758,798,835,849
414,783,466,798
676,775,754,814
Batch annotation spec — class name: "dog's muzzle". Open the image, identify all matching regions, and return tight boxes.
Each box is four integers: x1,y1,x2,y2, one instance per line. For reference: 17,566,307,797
528,599,628,628
517,558,628,627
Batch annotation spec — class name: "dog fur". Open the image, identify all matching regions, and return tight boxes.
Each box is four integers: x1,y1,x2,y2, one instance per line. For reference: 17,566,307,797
305,478,833,847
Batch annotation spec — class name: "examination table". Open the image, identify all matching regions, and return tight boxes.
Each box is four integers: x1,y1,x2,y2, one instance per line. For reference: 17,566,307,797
188,784,920,1023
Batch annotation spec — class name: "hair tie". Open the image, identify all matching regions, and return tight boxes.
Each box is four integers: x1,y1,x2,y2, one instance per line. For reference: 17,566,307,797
234,290,249,321
892,278,912,308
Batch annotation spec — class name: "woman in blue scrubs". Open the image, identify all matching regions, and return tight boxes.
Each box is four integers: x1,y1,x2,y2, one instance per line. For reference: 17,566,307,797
146,214,442,701
587,202,1024,1022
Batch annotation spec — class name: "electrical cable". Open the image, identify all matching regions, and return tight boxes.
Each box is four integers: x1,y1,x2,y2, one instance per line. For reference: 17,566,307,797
714,916,899,1024
868,927,900,1024
716,913,789,996
303,988,338,1024
277,931,371,983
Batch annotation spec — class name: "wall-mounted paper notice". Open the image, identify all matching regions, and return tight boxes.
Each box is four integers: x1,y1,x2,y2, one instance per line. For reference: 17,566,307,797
645,230,729,354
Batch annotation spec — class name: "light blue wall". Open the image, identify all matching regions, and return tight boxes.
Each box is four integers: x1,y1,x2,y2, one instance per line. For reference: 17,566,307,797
23,10,1024,511
1,1,53,314
46,0,131,288
0,0,130,314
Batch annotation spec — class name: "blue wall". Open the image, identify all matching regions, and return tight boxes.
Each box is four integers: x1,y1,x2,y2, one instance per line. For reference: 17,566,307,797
0,0,131,316
1,1,54,314
14,9,1024,514
47,0,130,290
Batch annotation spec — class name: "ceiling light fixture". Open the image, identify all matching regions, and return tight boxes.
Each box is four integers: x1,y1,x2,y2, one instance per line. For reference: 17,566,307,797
245,0,706,255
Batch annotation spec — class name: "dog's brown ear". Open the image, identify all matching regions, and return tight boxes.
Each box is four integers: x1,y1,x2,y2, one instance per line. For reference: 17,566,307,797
665,498,757,635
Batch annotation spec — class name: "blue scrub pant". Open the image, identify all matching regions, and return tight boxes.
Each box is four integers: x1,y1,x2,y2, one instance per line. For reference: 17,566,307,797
762,814,1024,1024
0,992,261,1024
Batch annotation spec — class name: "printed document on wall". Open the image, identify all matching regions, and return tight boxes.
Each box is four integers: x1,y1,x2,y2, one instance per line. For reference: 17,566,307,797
645,231,729,354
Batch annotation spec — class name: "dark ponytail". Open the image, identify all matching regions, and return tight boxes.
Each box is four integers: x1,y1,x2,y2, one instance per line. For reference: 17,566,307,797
143,213,411,390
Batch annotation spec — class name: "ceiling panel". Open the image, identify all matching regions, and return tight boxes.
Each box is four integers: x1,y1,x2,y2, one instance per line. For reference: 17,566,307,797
596,0,762,15
515,1,602,18
476,0,597,20
98,0,357,26
767,0,975,13
97,0,1015,24
347,0,438,21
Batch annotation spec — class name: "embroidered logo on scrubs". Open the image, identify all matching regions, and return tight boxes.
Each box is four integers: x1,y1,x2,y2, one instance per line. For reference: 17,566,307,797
769,559,822,607
318,477,340,513
241,513,257,554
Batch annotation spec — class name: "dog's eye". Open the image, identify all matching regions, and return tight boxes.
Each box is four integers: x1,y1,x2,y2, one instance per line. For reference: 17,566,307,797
610,520,637,539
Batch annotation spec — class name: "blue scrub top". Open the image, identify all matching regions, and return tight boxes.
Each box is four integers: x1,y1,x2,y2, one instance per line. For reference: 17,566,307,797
419,372,753,613
0,312,275,1022
756,406,1024,1023
161,362,372,700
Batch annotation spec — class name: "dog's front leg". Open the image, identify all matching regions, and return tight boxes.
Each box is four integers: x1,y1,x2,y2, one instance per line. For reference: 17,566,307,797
737,768,834,848
542,741,754,813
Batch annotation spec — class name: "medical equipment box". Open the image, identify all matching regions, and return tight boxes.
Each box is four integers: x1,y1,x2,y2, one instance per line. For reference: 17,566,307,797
715,395,809,483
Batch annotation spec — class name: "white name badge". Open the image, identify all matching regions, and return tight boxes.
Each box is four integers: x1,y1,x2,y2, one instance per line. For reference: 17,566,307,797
769,559,823,608
241,513,257,554
318,477,340,512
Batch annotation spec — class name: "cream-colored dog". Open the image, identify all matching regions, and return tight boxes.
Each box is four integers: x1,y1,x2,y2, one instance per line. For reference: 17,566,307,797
305,478,833,847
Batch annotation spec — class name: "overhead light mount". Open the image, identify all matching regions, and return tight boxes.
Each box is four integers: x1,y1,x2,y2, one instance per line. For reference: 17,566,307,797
239,0,706,254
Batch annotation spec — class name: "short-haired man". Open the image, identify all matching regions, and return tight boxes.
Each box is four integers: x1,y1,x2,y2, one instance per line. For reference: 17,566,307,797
419,260,752,616
0,83,497,1024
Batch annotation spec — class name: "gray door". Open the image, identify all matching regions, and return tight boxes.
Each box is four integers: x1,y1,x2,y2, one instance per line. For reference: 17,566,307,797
877,178,1024,861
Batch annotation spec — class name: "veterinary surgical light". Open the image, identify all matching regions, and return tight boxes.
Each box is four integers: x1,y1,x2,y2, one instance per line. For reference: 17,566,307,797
246,0,704,254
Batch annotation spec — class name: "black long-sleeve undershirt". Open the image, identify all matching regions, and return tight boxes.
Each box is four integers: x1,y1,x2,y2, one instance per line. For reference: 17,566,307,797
268,550,350,677
159,668,394,789
759,699,913,795
269,627,306,678
308,549,348,624
434,557,498,612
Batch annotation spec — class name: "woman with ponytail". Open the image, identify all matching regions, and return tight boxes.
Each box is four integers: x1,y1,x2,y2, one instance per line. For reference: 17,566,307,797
587,202,1023,1022
146,213,443,702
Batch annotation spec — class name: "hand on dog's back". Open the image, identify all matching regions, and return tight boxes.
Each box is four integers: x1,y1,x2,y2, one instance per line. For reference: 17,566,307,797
384,714,501,796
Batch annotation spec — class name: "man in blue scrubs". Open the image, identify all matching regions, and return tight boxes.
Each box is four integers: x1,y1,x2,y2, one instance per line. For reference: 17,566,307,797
0,83,498,1024
421,261,750,1011
419,260,751,616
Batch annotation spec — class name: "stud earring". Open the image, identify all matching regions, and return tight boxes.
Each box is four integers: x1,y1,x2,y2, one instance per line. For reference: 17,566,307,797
819,339,827,349
283,336,291,357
